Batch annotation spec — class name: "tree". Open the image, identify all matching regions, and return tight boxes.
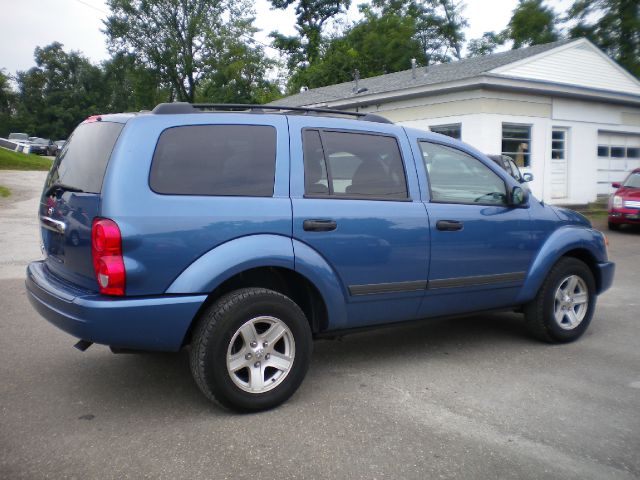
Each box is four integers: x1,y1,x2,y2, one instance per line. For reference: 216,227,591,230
269,0,351,70
104,0,269,102
467,31,505,57
567,0,639,78
372,0,468,64
504,0,560,49
0,70,15,137
287,6,425,92
102,53,169,112
13,43,108,139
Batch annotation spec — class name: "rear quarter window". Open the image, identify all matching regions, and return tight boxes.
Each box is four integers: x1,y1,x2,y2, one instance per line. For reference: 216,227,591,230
46,121,124,194
149,125,277,196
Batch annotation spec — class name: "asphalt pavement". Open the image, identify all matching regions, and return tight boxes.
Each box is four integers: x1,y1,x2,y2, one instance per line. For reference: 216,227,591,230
0,170,638,479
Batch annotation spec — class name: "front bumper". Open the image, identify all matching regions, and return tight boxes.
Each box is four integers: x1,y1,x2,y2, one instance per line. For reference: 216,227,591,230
608,209,640,224
26,261,207,352
595,261,615,294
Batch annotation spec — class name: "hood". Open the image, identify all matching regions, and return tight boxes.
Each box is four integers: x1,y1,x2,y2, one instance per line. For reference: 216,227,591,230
616,187,640,199
551,206,592,228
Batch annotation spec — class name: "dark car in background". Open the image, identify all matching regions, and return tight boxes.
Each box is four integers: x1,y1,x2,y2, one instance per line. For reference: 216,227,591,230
53,140,66,155
29,138,56,156
608,168,640,230
487,154,533,185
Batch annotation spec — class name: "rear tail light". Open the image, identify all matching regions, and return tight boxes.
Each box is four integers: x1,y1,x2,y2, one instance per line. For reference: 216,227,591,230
91,218,125,296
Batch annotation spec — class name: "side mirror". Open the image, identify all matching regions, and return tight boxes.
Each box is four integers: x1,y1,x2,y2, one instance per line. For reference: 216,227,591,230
522,172,534,183
612,182,621,188
510,186,529,207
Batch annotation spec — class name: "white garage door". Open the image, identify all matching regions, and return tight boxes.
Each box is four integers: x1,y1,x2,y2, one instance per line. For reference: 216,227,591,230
597,132,640,195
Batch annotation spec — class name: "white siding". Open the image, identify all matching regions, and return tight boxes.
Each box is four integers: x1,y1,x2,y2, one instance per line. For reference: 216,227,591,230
491,41,640,96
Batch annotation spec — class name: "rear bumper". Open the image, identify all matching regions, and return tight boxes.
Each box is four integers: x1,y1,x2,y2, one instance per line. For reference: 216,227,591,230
26,261,206,352
595,261,615,294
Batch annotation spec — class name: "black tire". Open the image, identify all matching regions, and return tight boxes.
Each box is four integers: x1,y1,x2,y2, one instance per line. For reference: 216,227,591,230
189,288,312,412
608,222,620,231
523,257,596,343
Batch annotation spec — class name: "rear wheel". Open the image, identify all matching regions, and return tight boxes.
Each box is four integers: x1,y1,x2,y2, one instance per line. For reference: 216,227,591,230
524,257,596,343
189,288,312,412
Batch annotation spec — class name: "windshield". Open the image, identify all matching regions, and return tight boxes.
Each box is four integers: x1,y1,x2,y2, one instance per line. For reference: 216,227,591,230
33,138,49,145
623,172,640,188
46,121,124,194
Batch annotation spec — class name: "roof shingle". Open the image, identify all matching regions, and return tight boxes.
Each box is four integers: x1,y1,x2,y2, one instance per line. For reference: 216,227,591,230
269,39,575,107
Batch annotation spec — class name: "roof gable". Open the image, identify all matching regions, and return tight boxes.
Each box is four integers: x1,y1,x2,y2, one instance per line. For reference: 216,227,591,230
490,39,640,96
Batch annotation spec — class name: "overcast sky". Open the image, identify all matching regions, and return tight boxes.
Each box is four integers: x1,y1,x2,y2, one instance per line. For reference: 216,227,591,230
0,0,573,76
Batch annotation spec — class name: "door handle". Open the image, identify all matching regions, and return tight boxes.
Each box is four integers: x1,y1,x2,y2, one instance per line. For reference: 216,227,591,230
436,220,463,231
303,219,337,232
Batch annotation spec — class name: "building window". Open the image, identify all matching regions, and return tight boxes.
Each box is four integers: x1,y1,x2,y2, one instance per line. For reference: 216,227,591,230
502,124,531,167
627,147,640,159
430,124,461,140
551,129,566,159
611,147,625,158
597,145,609,157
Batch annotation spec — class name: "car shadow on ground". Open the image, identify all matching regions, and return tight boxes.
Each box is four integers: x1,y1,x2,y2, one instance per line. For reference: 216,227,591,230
45,311,535,415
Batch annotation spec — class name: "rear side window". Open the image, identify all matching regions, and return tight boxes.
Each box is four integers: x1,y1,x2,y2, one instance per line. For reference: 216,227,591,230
47,122,124,193
302,129,408,199
150,125,276,196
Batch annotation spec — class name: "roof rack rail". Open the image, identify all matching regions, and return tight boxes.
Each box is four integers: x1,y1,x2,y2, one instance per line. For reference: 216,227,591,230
151,102,392,124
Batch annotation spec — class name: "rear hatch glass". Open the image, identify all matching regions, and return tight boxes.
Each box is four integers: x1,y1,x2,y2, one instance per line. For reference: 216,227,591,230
40,121,124,290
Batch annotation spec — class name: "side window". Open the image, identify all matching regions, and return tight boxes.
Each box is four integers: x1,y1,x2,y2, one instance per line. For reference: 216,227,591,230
150,125,276,196
302,130,329,194
302,130,408,200
419,141,507,205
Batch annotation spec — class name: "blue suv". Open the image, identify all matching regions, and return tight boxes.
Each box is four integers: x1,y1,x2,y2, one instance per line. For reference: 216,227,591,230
26,103,615,411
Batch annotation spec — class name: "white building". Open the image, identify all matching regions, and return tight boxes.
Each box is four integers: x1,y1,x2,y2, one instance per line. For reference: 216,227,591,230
273,39,640,205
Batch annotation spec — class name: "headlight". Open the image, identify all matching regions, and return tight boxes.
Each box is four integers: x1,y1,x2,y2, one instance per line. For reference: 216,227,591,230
613,195,623,208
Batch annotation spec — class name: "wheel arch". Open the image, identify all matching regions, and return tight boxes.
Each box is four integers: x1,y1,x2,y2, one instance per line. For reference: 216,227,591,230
516,226,608,304
180,266,332,347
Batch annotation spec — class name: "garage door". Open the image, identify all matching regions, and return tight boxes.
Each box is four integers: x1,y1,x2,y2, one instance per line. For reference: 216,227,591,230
597,132,640,195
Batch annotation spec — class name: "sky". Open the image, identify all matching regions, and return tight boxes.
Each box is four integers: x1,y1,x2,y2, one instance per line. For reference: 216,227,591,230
0,0,573,77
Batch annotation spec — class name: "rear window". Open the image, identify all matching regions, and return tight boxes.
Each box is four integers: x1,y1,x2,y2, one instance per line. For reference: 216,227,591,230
149,125,276,196
46,122,124,193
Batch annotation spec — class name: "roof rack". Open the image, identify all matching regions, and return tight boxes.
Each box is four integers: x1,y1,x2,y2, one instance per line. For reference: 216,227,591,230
151,102,393,124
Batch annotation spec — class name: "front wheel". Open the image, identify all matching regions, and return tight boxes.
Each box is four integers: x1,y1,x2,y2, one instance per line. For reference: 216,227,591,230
189,288,312,412
524,257,596,343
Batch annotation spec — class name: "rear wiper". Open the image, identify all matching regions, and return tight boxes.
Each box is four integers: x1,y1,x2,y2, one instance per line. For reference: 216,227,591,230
45,183,84,196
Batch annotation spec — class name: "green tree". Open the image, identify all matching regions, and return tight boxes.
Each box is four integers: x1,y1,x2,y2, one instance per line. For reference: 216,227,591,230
287,7,425,92
13,43,108,139
467,31,505,57
102,53,169,112
269,0,351,70
0,69,15,137
104,0,271,102
372,0,468,64
197,36,281,104
567,0,639,78
504,0,560,49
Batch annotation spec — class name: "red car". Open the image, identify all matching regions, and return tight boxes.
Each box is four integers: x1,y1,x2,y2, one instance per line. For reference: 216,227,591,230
608,168,640,230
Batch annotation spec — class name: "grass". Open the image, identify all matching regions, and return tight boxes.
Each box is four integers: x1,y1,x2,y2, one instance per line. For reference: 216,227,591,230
0,147,52,171
0,185,10,197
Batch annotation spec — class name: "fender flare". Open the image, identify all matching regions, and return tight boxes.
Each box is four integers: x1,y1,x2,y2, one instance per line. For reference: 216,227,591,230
515,226,607,304
166,235,349,331
166,234,295,294
292,239,348,331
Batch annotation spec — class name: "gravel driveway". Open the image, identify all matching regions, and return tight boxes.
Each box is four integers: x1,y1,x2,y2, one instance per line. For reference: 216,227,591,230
0,170,47,279
0,170,638,479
